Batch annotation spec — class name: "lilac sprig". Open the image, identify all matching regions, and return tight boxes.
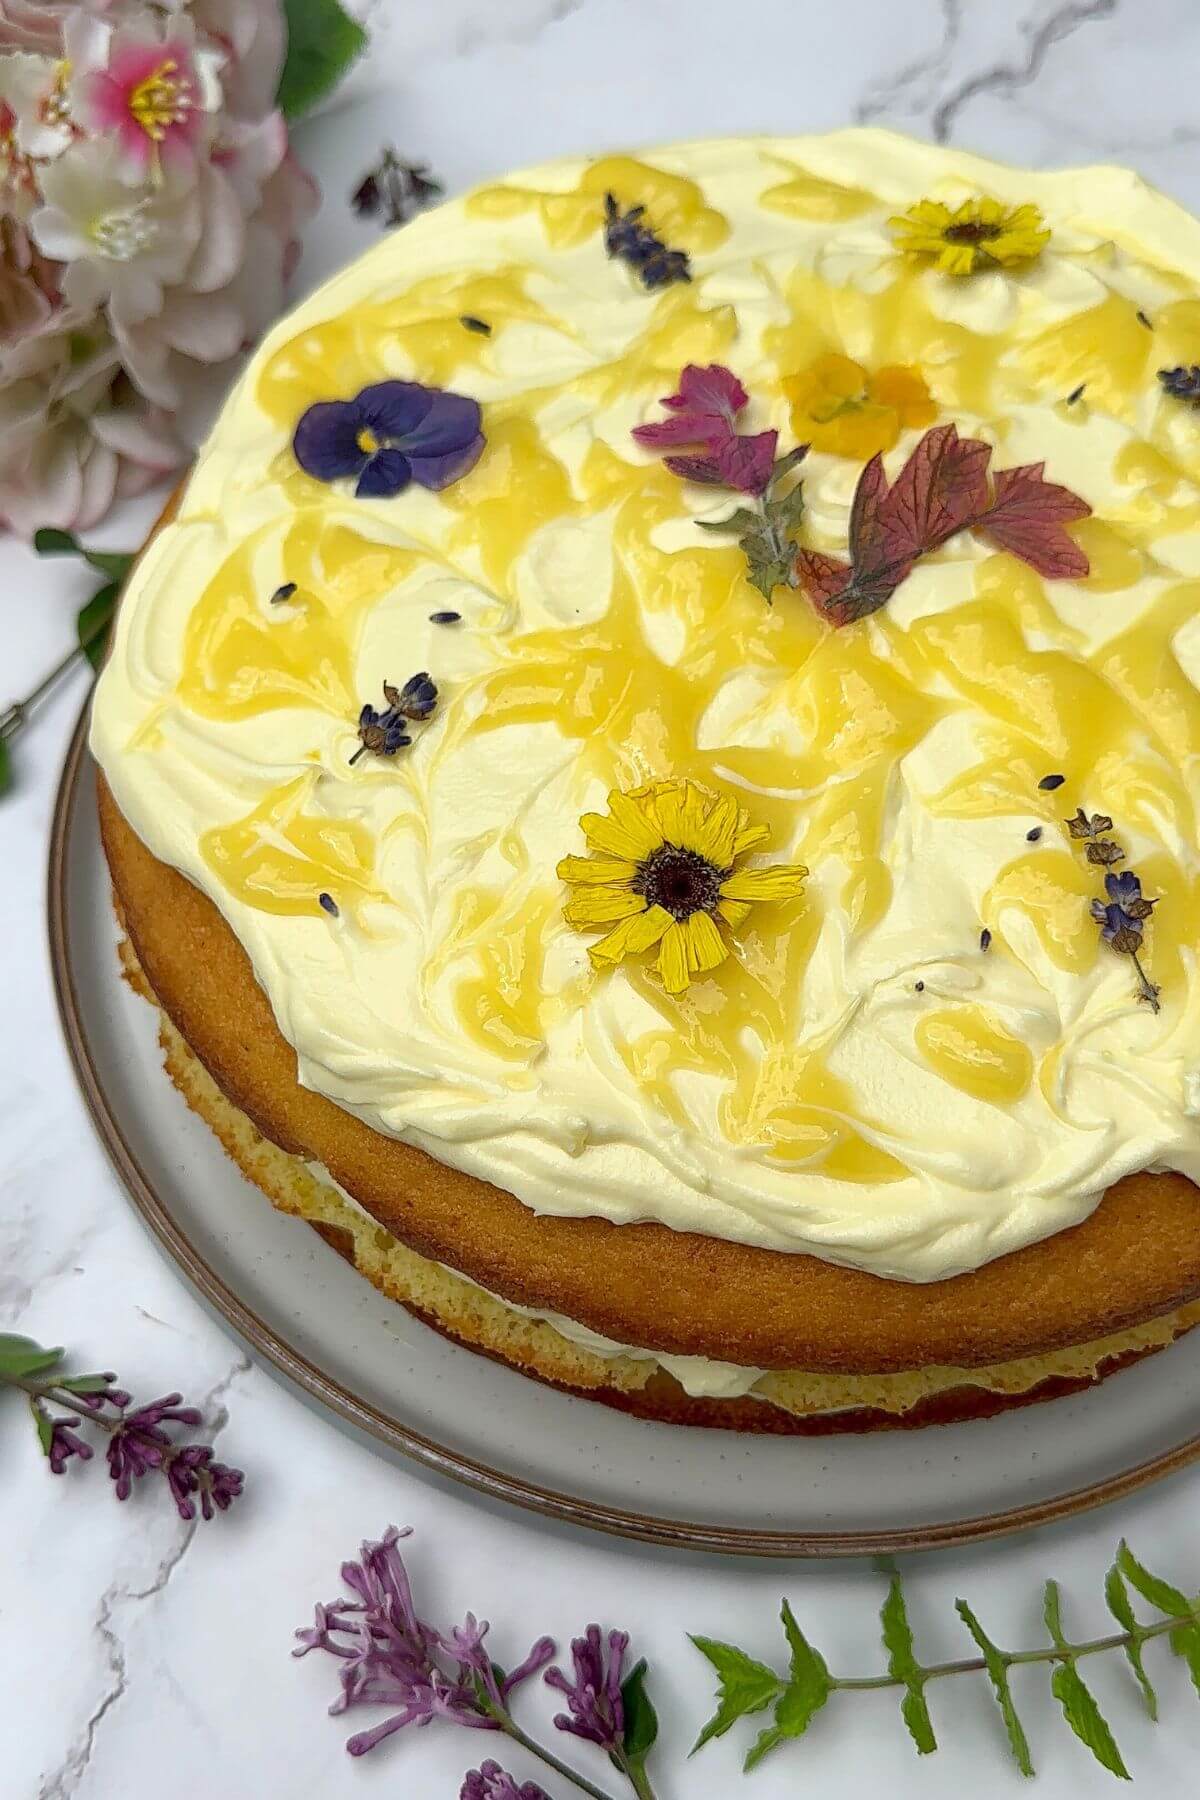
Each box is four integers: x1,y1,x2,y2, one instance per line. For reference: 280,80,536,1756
0,1334,243,1522
296,1527,659,1800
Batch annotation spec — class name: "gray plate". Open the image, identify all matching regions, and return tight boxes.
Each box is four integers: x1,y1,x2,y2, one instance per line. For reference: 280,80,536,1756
51,704,1200,1555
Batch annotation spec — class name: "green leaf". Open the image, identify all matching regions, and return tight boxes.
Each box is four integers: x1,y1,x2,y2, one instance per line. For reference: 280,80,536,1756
78,583,119,669
33,526,81,556
34,525,133,583
880,1578,936,1754
58,1373,115,1395
743,1600,831,1771
689,1636,781,1753
0,737,10,799
277,0,367,120
1170,1624,1200,1697
696,508,761,535
955,1600,1034,1777
29,1396,54,1457
1103,1566,1157,1719
1050,1665,1130,1780
1042,1581,1129,1779
619,1658,659,1768
1116,1543,1191,1618
0,1333,64,1381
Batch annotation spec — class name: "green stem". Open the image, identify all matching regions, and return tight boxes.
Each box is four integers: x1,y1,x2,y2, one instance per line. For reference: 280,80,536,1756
498,1716,624,1800
829,1606,1198,1693
611,1748,659,1800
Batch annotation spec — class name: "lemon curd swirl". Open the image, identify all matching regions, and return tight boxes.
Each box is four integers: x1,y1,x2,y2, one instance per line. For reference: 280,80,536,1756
92,131,1200,1285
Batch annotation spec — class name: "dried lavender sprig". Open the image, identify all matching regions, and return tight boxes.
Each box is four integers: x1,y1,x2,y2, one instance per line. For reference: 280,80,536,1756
1066,810,1162,1012
295,1527,657,1800
0,1336,243,1521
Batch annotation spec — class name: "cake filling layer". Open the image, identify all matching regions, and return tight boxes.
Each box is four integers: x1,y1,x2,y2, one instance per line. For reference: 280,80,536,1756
93,131,1200,1283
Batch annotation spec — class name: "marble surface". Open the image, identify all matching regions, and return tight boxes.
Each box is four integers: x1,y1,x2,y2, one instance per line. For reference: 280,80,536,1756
6,2,1200,1795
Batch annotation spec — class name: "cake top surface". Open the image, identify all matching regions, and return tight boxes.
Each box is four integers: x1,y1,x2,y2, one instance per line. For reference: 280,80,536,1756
92,129,1200,1283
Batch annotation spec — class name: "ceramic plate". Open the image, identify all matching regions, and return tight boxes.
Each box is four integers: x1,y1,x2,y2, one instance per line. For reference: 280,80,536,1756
50,705,1200,1556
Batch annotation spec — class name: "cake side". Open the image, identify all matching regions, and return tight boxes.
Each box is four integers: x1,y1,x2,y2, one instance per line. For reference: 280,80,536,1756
100,774,1200,1374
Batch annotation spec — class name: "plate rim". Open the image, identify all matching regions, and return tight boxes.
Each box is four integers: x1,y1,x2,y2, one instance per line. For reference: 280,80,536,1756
48,697,1200,1557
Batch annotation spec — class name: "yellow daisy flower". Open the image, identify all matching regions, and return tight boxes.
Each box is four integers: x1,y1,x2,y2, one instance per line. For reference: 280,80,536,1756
889,195,1050,277
782,353,936,460
557,779,808,996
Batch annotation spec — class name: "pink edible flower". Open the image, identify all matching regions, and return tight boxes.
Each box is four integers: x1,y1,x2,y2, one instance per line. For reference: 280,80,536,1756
633,361,778,494
75,21,213,181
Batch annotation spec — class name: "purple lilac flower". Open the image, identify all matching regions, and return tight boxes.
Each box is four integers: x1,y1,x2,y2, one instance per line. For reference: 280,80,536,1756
105,1393,203,1500
293,381,484,499
544,1625,629,1751
294,1527,555,1757
48,1418,94,1474
461,1760,551,1800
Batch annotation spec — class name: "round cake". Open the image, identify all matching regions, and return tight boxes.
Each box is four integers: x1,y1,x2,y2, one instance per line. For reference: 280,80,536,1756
91,129,1200,1431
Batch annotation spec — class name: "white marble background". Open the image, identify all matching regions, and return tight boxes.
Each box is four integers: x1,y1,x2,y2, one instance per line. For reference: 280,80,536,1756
6,1,1200,1795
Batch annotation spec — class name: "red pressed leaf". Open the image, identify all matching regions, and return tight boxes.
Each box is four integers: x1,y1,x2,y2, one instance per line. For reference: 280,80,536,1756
876,423,991,566
794,548,853,602
714,428,778,495
846,453,891,577
974,462,1092,579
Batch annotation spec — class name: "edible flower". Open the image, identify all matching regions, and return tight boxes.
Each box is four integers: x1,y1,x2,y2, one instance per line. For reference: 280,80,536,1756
293,380,484,499
889,195,1050,276
602,192,691,290
1067,810,1161,1012
783,354,935,460
1157,365,1200,406
351,674,438,765
632,363,777,492
557,779,807,996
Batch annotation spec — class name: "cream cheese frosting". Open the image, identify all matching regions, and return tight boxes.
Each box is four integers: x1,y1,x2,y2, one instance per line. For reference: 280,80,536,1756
92,130,1200,1283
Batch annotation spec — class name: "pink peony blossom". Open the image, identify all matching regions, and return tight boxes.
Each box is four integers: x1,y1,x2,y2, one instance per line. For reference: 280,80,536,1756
0,0,323,534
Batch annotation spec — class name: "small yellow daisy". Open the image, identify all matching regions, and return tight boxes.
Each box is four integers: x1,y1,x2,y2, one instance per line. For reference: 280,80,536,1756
888,195,1050,277
557,779,808,996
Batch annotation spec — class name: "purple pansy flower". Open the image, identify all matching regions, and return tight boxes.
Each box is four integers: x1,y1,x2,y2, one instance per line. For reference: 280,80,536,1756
293,381,485,499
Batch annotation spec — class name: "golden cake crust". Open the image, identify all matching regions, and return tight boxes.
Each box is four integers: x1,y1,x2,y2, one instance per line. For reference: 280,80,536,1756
121,925,1196,1433
98,772,1200,1374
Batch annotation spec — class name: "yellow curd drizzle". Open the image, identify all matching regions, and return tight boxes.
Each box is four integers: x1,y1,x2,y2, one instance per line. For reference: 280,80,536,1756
171,157,1200,1173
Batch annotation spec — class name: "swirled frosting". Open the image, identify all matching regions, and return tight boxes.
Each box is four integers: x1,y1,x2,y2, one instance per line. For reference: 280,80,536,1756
92,130,1200,1283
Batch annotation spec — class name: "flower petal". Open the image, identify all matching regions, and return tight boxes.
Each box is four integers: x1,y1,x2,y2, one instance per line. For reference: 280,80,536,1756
355,448,411,498
691,793,739,867
400,390,483,457
675,364,749,418
357,380,433,440
556,855,639,887
408,434,485,490
293,400,366,482
732,819,771,856
717,897,752,927
564,889,646,927
583,790,663,860
589,904,672,967
683,909,729,975
720,863,809,902
657,921,691,994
